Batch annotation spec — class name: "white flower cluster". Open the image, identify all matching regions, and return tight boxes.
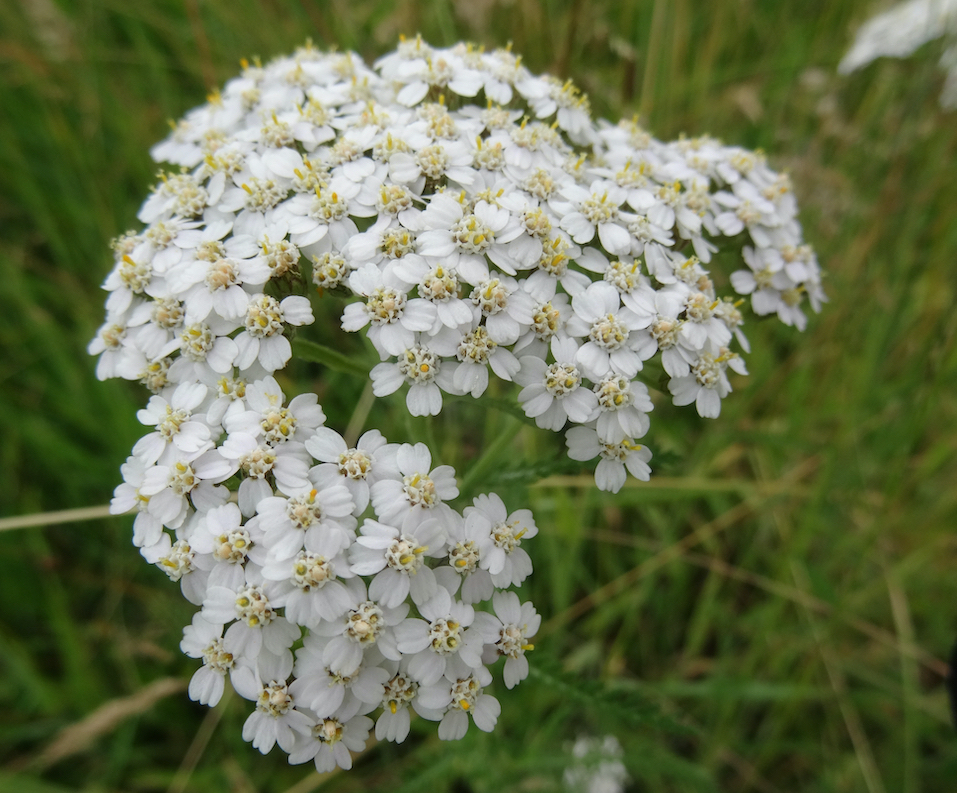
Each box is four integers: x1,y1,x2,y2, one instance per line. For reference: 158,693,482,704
563,735,630,793
111,379,541,769
89,36,823,496
839,0,957,108
90,36,823,773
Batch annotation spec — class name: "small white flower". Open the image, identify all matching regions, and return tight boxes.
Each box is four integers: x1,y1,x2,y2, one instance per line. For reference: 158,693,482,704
181,613,256,706
88,317,140,381
566,282,650,380
306,428,398,516
592,374,653,444
167,318,240,383
392,258,475,334
133,382,212,466
290,633,390,718
341,264,435,357
224,376,326,444
370,442,459,531
281,178,363,247
668,343,735,419
141,532,208,605
166,251,271,324
219,432,311,516
555,180,633,255
465,493,537,588
415,192,531,281
369,337,460,417
288,711,373,772
233,293,314,372
202,582,301,658
436,513,494,605
468,274,532,345
416,665,501,740
235,654,312,755
188,502,262,591
566,425,652,493
256,484,357,562
516,337,599,431
470,591,540,689
375,667,421,743
394,586,481,685
451,323,520,397
139,450,236,529
311,580,407,677
349,518,446,608
111,455,163,548
511,282,573,358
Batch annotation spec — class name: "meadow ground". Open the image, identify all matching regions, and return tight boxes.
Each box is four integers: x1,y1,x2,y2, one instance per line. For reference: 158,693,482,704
1,1,956,791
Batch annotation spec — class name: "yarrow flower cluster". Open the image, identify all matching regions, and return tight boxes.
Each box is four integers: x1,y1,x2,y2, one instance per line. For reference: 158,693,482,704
839,0,957,108
92,37,823,772
116,401,540,769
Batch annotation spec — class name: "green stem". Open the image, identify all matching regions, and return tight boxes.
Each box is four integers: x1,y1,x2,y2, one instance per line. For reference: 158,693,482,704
460,417,523,497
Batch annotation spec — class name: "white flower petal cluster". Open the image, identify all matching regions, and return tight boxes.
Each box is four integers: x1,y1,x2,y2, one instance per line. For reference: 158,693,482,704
839,0,957,109
91,38,822,495
110,376,540,769
93,37,824,772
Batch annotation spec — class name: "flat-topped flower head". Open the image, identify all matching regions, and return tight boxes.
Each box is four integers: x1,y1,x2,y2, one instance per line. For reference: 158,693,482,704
94,35,822,767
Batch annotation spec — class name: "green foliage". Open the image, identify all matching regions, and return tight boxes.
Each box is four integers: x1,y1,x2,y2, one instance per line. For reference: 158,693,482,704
293,337,373,379
2,0,957,791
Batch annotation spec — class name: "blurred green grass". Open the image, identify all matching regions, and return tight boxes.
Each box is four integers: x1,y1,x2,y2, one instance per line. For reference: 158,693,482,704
1,0,956,790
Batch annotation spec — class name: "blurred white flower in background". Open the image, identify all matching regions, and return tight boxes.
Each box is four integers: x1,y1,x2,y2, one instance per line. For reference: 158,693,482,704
840,0,957,107
563,734,630,793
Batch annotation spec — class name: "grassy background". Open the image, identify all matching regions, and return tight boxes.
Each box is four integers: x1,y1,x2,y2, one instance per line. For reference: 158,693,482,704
1,0,956,790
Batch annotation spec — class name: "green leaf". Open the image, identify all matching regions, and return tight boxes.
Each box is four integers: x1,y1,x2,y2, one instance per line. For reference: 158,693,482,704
0,775,75,793
445,393,539,426
293,337,371,378
527,655,694,736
